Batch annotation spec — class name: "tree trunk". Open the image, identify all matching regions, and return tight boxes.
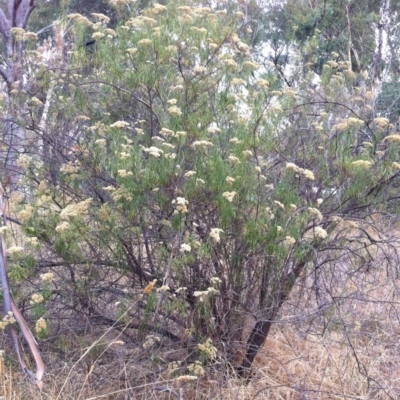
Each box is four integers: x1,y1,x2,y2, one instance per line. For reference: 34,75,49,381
238,259,307,380
3,114,26,191
0,1,36,190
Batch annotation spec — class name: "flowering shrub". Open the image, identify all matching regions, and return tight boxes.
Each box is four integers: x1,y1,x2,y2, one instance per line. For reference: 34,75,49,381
3,0,400,380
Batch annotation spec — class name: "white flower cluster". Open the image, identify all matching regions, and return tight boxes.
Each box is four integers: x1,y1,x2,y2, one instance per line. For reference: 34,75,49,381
168,105,182,116
142,146,163,158
194,287,219,302
180,243,191,253
18,204,33,222
7,246,23,255
184,170,196,177
308,207,323,222
283,236,296,246
157,285,170,293
55,221,70,233
159,128,187,138
60,162,80,175
313,226,328,239
40,273,54,283
191,140,213,150
91,13,110,23
0,312,16,330
17,154,31,170
60,198,92,220
30,293,44,305
198,338,217,359
172,197,189,214
143,335,161,349
222,191,236,202
35,317,47,334
118,169,133,177
187,361,205,376
109,120,129,129
285,162,315,180
351,160,373,169
228,155,240,164
210,277,222,285
209,228,223,242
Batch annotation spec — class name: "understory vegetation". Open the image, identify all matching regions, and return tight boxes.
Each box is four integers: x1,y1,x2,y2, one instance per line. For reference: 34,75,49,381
1,0,400,398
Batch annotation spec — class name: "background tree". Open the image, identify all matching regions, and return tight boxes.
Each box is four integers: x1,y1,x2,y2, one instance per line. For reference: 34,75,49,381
254,0,389,82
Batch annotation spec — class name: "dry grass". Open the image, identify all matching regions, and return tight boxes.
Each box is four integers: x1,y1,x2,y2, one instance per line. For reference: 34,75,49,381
2,294,400,400
2,226,400,399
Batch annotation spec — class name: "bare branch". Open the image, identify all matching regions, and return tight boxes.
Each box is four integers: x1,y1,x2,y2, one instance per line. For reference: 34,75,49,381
19,0,36,28
0,64,10,85
0,8,11,55
36,23,53,36
7,0,15,27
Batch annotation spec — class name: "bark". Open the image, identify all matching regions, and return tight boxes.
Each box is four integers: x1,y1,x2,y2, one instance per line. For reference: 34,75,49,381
0,1,45,390
238,259,308,380
0,1,36,190
0,189,44,389
346,4,352,70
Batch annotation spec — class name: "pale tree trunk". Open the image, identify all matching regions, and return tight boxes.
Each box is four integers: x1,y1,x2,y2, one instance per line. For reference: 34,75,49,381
0,1,35,191
3,109,27,190
0,0,46,390
346,3,352,70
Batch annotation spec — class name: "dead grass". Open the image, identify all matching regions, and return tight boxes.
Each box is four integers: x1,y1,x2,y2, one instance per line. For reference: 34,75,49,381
2,226,400,399
2,301,400,400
